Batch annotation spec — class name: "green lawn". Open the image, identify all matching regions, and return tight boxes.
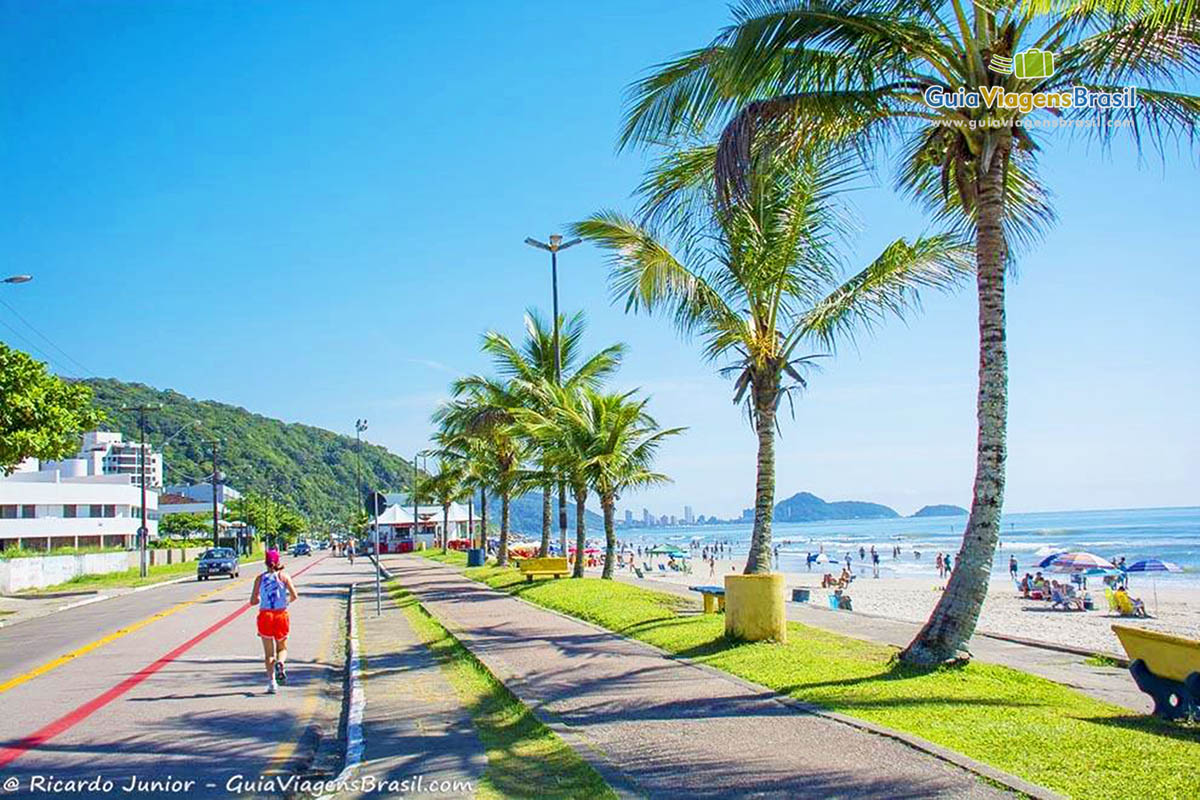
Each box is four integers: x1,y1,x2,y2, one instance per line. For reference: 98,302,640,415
418,550,1198,800
0,545,126,560
390,582,616,800
18,559,203,595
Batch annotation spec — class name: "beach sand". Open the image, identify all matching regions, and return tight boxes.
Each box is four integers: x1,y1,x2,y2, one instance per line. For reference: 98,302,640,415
634,556,1199,655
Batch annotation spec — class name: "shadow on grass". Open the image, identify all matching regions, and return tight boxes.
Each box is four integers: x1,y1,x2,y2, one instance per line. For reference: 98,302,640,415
1078,713,1200,742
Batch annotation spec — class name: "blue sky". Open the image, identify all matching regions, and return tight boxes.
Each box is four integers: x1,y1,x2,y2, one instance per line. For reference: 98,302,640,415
2,0,1197,518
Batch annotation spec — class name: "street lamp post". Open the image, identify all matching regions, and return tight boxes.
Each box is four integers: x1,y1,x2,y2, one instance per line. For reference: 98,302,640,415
524,234,581,558
354,419,367,531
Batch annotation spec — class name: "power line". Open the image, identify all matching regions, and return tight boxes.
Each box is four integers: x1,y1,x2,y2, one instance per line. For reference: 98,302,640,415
0,296,97,377
0,319,76,377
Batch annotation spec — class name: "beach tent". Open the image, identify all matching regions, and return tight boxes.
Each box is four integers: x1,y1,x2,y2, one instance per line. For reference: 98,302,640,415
649,544,687,557
1126,558,1182,613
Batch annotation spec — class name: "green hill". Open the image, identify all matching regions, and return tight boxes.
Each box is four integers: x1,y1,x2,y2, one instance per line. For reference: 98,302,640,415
83,378,415,521
774,491,900,522
911,504,969,518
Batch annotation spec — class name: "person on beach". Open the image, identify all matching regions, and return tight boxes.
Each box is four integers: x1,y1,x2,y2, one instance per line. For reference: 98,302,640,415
871,549,880,578
859,546,866,561
945,553,953,575
251,549,298,695
936,553,945,578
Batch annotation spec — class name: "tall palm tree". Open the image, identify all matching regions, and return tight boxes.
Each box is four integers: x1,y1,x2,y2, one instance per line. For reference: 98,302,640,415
617,0,1199,664
418,460,474,553
574,149,971,575
522,385,683,579
480,311,624,557
433,379,527,567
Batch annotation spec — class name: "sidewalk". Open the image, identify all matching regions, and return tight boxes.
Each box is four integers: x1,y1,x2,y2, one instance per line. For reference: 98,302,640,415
618,572,1148,714
345,582,486,799
385,555,1029,800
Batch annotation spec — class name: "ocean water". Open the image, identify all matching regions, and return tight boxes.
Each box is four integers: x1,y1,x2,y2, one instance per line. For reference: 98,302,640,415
620,506,1200,585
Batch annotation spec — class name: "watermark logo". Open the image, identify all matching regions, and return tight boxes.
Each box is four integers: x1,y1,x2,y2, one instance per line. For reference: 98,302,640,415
990,48,1056,79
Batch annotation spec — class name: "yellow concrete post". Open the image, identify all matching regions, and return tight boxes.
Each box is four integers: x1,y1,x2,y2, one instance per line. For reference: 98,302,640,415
703,593,716,614
724,573,786,642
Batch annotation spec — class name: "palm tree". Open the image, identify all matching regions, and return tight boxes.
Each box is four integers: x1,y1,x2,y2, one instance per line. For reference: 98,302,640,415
418,460,474,553
617,0,1199,664
574,149,971,575
433,379,527,567
522,385,683,579
435,432,493,548
479,311,624,557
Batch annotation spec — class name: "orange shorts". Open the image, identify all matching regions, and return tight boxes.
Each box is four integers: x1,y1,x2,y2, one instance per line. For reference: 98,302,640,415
256,609,290,640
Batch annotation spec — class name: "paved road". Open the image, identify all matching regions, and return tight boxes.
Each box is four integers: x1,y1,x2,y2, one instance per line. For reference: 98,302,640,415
387,555,1021,800
0,553,372,799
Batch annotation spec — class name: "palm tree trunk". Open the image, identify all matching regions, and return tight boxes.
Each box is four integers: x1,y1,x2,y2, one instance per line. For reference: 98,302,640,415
441,503,450,554
901,139,1011,666
558,483,568,558
572,486,588,578
497,491,510,567
539,479,552,557
479,488,488,550
744,372,779,574
601,493,616,580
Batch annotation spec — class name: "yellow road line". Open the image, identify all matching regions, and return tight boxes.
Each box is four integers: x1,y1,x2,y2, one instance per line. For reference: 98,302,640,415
0,577,249,696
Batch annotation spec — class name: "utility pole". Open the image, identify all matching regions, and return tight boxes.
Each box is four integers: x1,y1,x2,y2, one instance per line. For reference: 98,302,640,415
206,440,221,551
525,234,581,558
120,403,162,577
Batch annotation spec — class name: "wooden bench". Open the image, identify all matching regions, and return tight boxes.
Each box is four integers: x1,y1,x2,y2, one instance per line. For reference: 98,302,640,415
689,584,726,614
517,557,569,583
1112,624,1200,720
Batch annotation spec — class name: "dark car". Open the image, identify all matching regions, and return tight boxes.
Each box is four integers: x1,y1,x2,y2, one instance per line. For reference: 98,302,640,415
292,540,312,557
197,547,239,581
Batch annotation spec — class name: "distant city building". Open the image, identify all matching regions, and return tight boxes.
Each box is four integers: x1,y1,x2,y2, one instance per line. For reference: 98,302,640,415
0,462,159,551
642,508,652,526
697,515,707,524
659,514,669,526
624,509,633,525
669,515,677,526
684,505,694,524
741,508,754,521
44,431,163,489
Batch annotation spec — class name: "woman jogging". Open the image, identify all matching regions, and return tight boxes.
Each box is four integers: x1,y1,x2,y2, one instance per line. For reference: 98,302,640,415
250,549,298,694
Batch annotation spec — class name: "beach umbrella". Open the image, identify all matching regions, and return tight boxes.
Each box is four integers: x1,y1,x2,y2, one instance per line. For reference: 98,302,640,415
1046,552,1115,572
1126,559,1182,613
1035,549,1069,568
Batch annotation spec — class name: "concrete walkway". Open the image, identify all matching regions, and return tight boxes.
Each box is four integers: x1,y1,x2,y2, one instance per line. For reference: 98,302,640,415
618,572,1148,713
346,583,485,799
385,555,1027,800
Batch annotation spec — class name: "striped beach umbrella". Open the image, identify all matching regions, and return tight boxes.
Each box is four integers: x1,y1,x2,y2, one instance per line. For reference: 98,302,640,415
1046,552,1116,572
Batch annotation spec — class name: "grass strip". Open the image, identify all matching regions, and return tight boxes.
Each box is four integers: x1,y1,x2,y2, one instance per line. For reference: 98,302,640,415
17,559,200,595
420,550,1198,800
389,581,617,800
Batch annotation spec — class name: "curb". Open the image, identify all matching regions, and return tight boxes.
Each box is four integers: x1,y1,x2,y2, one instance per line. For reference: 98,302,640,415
410,556,1065,800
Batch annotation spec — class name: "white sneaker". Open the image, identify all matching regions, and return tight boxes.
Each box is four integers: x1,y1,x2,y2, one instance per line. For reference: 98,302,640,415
266,680,277,694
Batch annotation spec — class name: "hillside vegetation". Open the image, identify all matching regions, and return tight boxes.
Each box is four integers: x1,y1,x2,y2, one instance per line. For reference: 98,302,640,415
84,378,415,521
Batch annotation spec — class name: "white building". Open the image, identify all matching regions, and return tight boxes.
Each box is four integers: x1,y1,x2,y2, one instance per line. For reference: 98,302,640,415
368,494,473,553
684,505,694,524
0,463,159,552
163,482,242,505
43,431,164,489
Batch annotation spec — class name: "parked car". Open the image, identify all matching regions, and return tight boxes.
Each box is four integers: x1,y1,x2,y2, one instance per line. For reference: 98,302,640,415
292,540,312,557
197,547,239,581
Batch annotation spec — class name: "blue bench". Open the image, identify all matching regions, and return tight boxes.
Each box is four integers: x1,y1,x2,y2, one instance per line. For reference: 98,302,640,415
689,584,726,613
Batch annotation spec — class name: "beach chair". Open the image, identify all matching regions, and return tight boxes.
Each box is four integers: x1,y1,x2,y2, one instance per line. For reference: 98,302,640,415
1115,592,1149,618
658,564,667,574
828,594,840,611
1104,586,1119,612
634,567,645,579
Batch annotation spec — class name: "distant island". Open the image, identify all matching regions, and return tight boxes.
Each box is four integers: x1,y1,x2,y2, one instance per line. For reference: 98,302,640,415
773,492,900,522
910,504,969,518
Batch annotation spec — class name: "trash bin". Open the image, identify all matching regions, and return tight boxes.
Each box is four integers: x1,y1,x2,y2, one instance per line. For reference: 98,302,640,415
792,588,811,603
467,548,487,567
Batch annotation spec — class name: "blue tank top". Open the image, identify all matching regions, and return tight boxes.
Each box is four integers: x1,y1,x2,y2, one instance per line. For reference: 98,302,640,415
260,571,288,610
